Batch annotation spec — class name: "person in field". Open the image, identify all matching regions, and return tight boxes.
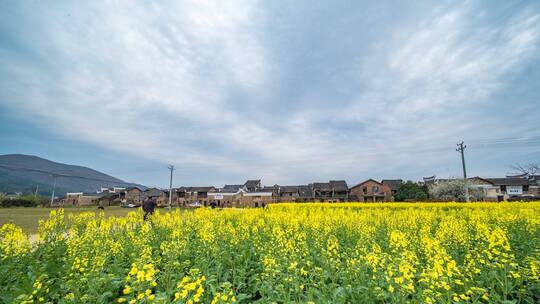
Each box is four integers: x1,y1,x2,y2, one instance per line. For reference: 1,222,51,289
142,197,157,221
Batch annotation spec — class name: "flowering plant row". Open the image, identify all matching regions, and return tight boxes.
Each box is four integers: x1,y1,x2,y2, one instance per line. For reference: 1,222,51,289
0,202,539,303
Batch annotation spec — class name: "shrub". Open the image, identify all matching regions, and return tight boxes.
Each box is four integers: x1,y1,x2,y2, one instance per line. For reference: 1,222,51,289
1,195,48,207
394,181,428,201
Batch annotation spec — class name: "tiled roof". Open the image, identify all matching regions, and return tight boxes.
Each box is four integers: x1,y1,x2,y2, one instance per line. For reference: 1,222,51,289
485,178,531,186
350,179,382,189
221,184,244,192
280,185,300,193
244,180,261,187
330,180,348,191
313,182,332,191
381,179,403,191
298,185,313,197
145,188,164,197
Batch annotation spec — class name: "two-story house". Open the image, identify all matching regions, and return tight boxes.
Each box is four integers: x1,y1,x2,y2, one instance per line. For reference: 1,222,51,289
349,179,392,202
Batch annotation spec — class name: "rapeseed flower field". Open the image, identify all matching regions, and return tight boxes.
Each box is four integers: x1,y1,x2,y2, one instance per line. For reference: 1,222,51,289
1,202,539,303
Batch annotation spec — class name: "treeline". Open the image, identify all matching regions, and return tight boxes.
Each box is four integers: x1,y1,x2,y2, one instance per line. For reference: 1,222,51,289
394,180,493,202
0,195,49,207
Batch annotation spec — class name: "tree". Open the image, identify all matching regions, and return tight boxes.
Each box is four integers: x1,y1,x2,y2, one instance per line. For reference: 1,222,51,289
428,179,485,202
394,181,428,201
511,163,539,176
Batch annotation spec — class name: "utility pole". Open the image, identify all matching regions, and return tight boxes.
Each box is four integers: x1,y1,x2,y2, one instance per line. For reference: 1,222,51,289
50,174,58,206
456,141,469,202
34,185,39,198
168,165,175,210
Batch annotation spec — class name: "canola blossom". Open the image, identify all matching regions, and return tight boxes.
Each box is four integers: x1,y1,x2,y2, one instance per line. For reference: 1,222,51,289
0,202,539,303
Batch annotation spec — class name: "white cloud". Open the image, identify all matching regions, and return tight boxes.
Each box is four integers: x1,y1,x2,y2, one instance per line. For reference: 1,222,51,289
1,1,539,185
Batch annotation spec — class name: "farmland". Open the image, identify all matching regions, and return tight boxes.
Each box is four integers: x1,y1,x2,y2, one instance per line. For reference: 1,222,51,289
1,202,539,303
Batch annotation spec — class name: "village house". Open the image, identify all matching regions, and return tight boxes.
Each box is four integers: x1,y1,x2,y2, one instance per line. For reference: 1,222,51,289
308,180,349,202
329,180,349,201
99,187,126,193
238,188,274,207
206,186,238,207
297,185,313,201
349,179,392,202
118,187,144,205
423,175,538,201
175,186,216,206
143,188,168,206
381,179,403,198
279,185,301,201
64,192,105,205
208,186,274,208
485,177,537,200
312,182,333,200
261,185,280,197
202,180,282,207
464,177,501,201
244,179,262,192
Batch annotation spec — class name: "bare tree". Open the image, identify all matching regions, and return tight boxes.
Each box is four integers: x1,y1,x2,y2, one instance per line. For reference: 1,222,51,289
511,163,540,176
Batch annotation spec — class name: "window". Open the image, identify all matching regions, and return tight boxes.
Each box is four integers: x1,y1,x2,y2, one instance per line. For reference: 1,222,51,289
362,186,367,194
372,186,379,193
501,185,507,192
524,185,529,192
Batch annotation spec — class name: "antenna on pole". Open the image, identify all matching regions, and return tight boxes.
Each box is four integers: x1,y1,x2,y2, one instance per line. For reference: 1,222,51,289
456,141,470,202
168,165,175,210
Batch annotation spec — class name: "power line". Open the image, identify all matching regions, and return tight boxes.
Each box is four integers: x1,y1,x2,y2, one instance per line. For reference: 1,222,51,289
158,137,540,171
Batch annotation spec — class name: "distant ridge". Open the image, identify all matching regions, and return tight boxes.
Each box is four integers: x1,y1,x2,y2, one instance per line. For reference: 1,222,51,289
0,154,146,195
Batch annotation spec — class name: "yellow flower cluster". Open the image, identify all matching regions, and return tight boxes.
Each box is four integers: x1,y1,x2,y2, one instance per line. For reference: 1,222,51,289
174,269,206,303
0,223,30,260
118,263,158,303
210,282,237,304
0,202,538,303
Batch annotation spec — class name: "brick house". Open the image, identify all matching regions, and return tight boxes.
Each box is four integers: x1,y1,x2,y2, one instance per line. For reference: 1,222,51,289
349,179,392,202
381,179,403,198
176,186,216,207
279,186,301,201
120,187,144,205
310,180,349,202
65,192,105,205
144,188,168,206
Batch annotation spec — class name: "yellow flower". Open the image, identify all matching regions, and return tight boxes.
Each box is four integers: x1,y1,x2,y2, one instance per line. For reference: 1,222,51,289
117,298,126,303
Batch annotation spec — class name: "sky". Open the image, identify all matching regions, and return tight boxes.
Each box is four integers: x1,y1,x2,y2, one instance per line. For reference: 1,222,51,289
1,0,540,188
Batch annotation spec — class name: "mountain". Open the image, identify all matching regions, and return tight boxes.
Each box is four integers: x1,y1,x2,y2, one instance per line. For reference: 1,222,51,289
0,154,146,196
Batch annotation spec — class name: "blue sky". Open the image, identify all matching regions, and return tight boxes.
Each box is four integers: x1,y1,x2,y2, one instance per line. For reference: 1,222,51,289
1,0,539,188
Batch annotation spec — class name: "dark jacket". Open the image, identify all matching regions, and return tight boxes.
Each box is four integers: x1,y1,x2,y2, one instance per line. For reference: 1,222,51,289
142,198,157,213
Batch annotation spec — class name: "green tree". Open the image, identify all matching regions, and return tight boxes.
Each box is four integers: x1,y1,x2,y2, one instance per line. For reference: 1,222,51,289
394,181,428,201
